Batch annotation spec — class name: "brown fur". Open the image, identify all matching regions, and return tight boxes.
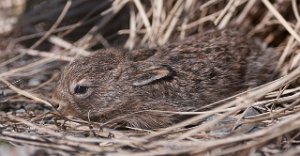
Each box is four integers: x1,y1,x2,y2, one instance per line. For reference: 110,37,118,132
52,28,279,129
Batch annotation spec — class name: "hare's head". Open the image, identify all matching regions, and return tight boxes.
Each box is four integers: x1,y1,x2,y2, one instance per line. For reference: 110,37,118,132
52,49,126,120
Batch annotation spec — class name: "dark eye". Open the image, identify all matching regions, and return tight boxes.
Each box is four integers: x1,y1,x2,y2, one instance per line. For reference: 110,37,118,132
74,85,88,94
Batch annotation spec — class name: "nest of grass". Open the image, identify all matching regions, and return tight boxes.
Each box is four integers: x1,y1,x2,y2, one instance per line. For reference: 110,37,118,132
0,0,300,155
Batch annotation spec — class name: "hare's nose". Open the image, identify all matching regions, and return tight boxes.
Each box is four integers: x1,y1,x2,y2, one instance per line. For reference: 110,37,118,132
51,90,65,110
51,99,67,112
52,101,59,109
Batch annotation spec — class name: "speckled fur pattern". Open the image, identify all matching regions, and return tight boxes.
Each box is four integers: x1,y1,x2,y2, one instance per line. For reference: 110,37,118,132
52,28,279,129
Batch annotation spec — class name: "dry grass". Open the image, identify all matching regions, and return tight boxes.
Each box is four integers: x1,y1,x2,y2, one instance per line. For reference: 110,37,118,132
0,0,300,155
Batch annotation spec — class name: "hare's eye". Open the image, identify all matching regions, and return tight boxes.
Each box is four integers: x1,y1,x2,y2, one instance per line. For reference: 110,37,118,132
74,85,88,94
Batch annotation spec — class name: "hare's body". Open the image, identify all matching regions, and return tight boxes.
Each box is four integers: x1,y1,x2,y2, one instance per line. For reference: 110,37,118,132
53,29,278,129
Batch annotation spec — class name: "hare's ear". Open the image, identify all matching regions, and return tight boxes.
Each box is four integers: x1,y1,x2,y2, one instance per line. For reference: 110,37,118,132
132,65,175,86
